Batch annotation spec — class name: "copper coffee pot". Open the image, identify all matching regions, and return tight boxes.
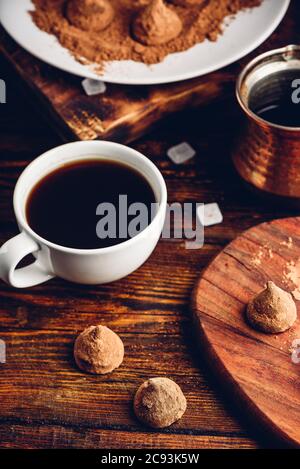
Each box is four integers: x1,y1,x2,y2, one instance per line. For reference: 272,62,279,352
232,45,300,202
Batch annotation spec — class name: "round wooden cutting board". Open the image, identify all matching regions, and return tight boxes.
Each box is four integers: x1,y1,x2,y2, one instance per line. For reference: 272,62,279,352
192,217,300,447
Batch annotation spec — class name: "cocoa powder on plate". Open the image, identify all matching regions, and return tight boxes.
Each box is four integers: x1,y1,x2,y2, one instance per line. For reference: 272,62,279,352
31,0,262,70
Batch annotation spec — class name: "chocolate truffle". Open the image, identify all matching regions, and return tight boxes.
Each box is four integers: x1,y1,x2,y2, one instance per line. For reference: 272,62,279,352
66,0,114,32
74,325,124,374
247,281,297,334
133,0,182,46
134,377,187,428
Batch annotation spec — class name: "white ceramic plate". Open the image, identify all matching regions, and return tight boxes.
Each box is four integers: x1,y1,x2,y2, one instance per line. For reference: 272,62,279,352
0,0,290,85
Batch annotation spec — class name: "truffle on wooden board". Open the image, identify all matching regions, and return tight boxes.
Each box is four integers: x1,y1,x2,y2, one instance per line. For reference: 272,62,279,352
134,377,187,428
74,325,124,374
246,281,297,334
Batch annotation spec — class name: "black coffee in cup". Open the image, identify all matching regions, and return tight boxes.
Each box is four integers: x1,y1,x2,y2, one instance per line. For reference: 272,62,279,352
26,159,156,249
248,69,300,127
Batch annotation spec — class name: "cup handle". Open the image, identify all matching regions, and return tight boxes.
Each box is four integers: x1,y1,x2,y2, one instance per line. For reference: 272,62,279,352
0,231,54,288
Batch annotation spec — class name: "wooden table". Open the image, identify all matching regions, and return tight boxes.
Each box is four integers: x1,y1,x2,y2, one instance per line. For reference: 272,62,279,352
0,24,299,450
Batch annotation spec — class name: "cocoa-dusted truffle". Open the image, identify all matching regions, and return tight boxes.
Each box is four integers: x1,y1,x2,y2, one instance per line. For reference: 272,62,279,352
247,281,297,334
74,325,124,374
134,377,187,428
133,0,182,46
66,0,114,32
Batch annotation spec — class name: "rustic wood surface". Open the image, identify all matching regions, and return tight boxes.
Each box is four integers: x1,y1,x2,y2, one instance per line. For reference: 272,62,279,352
0,1,300,450
0,0,297,144
0,26,235,144
193,218,300,448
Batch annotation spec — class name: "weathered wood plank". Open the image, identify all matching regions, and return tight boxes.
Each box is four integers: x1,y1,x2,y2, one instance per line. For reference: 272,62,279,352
0,424,258,449
0,2,299,448
0,329,245,433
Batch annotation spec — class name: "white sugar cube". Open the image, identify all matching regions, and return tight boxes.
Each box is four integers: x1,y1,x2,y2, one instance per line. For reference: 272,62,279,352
197,203,223,227
167,142,196,164
82,78,106,96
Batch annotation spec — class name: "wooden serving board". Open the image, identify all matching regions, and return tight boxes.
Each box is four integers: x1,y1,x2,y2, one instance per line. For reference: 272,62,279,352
192,217,300,447
0,1,296,144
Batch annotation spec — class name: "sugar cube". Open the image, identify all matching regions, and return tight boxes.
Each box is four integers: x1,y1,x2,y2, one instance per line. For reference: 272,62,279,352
82,78,106,96
167,142,196,164
197,203,223,227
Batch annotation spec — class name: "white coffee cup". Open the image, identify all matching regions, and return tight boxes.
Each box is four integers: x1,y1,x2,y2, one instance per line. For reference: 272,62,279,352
0,141,167,288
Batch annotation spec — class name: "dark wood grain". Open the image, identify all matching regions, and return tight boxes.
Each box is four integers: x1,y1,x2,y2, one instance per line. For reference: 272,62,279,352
193,218,300,447
0,26,235,144
0,1,300,449
0,425,259,450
